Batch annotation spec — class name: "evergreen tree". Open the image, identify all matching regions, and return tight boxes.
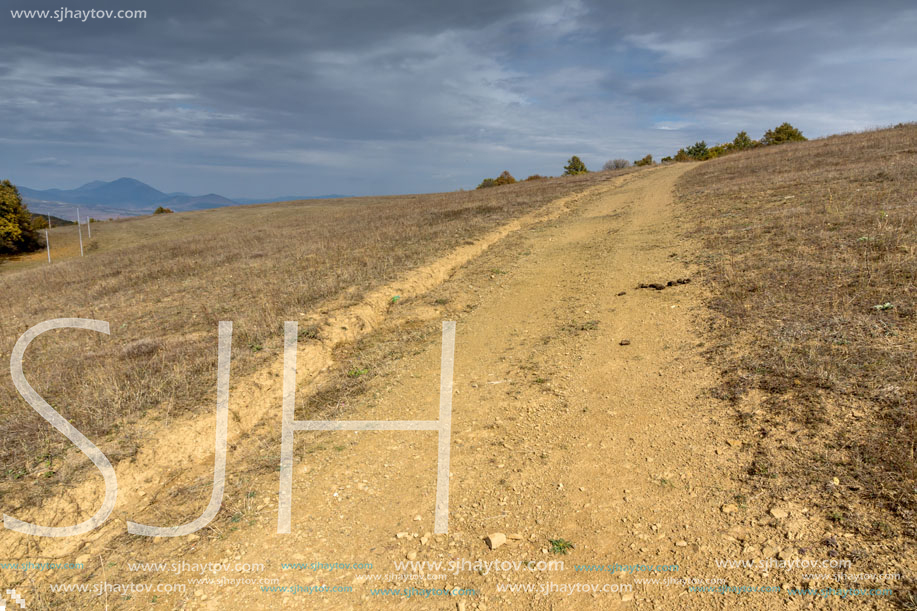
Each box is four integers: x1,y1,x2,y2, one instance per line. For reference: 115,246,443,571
685,141,709,160
563,156,588,175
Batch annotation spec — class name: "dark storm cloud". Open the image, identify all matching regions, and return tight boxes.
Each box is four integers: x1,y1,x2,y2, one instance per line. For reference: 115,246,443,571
1,0,915,196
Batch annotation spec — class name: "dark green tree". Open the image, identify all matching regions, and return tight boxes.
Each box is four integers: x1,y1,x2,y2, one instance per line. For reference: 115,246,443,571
563,156,588,175
761,123,807,145
685,141,709,160
476,178,496,189
0,180,41,254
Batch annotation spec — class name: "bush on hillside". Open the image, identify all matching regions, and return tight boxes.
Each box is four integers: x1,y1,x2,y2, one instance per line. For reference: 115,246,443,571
492,170,517,186
603,159,630,170
563,156,588,175
153,206,174,214
761,122,807,145
633,154,654,167
525,174,547,181
1,179,42,254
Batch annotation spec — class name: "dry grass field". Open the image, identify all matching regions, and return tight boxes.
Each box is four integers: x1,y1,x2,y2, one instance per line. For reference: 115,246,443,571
678,124,917,547
0,172,620,497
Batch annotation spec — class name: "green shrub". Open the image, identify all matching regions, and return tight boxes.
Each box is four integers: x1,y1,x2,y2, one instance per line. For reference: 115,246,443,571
563,156,588,175
761,122,807,145
153,206,174,214
673,149,691,162
732,130,757,150
633,154,653,167
660,156,673,163
707,143,730,159
0,179,41,254
524,174,547,181
492,170,516,186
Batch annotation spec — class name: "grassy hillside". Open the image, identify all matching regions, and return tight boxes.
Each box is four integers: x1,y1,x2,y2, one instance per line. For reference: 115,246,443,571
679,124,916,545
0,172,619,492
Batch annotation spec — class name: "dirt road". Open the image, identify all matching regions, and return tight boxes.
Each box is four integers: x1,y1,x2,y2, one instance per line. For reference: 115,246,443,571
165,163,736,610
8,165,862,610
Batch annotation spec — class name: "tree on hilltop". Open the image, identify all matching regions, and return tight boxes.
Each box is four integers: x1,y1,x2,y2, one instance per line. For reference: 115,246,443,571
732,131,757,150
685,141,709,160
762,123,807,145
563,156,588,175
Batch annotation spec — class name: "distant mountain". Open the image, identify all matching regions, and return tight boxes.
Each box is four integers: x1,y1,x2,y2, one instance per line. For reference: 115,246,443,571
19,178,240,220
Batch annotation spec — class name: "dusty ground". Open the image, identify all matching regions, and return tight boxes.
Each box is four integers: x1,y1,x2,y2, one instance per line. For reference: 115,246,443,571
2,165,902,609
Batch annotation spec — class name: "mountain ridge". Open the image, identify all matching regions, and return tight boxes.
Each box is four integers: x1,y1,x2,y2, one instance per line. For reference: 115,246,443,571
19,178,349,221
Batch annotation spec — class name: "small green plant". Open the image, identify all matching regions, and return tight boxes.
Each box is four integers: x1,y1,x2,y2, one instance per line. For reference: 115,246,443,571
299,325,320,340
549,538,575,554
534,376,548,384
249,342,263,352
827,510,844,523
347,367,368,378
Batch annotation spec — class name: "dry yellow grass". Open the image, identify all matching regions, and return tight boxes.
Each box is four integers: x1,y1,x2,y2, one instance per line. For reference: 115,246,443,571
0,172,623,496
679,124,916,542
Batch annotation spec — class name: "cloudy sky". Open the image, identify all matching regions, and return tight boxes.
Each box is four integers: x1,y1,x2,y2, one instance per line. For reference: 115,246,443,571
2,0,916,197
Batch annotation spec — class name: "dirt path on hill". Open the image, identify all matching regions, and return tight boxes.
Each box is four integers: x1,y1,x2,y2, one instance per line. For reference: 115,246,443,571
6,165,882,610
